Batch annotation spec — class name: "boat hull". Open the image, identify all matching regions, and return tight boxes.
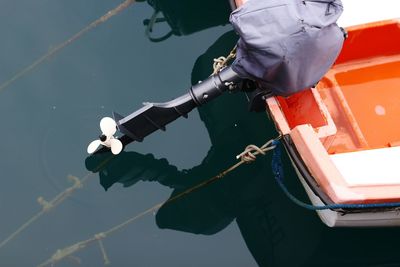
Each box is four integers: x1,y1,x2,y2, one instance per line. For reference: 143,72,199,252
265,19,400,227
282,135,400,227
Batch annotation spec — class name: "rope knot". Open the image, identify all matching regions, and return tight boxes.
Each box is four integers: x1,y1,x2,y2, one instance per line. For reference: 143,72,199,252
236,138,279,164
212,56,228,74
237,144,266,163
212,45,237,75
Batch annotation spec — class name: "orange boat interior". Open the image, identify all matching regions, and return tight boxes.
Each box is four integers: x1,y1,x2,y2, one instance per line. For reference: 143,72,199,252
276,20,400,154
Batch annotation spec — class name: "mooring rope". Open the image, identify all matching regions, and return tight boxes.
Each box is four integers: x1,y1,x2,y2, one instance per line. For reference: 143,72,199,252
237,139,276,163
37,137,280,266
0,0,136,93
1,1,137,246
0,155,114,250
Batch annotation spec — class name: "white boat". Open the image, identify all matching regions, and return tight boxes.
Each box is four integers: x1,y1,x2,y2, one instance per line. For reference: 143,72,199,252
231,0,400,227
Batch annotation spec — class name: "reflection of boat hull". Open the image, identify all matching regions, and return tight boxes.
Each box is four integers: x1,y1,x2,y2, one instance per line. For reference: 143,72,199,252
266,19,400,227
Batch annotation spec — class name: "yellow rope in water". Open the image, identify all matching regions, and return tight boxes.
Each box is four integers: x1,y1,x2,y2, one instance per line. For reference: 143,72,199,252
37,137,279,267
0,155,114,250
96,234,111,265
0,175,89,250
0,0,136,93
1,0,136,245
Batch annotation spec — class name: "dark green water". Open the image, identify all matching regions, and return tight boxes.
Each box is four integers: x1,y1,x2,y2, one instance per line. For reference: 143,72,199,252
2,1,400,266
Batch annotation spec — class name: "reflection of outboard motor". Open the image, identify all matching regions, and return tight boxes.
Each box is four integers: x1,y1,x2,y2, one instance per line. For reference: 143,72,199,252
144,0,232,42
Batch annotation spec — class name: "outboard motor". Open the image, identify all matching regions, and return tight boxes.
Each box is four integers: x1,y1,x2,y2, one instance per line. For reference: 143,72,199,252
88,0,345,154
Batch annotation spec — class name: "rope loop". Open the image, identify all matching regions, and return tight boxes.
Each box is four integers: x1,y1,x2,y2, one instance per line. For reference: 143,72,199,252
212,56,228,74
238,144,266,163
145,10,173,42
212,45,237,75
236,137,279,163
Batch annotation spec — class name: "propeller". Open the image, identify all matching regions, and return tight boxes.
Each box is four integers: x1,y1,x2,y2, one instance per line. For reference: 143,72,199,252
87,117,123,155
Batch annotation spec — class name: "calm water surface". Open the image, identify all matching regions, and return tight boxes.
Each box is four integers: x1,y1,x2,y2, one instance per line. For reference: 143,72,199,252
1,1,400,266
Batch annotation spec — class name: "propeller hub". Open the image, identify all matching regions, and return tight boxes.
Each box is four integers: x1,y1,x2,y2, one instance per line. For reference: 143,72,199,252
88,117,122,155
99,134,107,142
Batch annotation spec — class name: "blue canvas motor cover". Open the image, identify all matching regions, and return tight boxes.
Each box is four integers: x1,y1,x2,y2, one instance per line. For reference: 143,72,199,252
230,0,344,96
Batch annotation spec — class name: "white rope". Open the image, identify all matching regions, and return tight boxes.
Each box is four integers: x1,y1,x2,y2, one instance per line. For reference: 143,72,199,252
236,139,277,163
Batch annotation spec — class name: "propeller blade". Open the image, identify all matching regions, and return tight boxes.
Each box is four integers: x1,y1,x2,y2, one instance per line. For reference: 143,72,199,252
110,139,123,155
87,140,102,154
100,117,117,136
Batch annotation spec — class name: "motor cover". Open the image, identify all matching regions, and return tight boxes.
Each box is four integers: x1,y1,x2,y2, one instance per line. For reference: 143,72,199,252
230,0,344,96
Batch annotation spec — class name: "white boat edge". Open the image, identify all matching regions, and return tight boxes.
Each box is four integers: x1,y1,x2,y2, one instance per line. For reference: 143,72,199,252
338,0,400,27
288,155,400,227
